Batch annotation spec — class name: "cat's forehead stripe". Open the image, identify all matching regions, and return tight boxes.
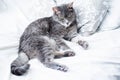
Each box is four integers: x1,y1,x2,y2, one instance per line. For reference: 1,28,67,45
57,4,69,11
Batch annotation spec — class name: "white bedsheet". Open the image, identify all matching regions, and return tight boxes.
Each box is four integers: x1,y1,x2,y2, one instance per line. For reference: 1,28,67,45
0,0,120,80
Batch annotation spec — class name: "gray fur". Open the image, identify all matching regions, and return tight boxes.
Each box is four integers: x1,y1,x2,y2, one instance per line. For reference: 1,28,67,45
11,2,88,76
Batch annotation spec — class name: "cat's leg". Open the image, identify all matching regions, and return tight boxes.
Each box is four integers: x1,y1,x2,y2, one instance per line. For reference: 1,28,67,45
43,61,68,72
55,40,75,58
71,38,89,49
55,38,70,50
65,34,89,49
39,51,68,72
55,39,76,58
66,32,89,49
77,40,89,49
37,40,69,72
64,23,89,49
54,51,75,59
11,52,30,76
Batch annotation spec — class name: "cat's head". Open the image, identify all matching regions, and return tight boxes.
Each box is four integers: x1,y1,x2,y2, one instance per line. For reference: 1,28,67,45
52,2,76,27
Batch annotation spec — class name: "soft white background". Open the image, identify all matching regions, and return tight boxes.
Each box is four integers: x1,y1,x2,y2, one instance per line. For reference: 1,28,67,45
0,0,120,80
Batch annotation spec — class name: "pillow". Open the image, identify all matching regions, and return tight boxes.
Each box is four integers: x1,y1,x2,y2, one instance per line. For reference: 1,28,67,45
43,0,109,36
100,0,120,31
74,0,110,36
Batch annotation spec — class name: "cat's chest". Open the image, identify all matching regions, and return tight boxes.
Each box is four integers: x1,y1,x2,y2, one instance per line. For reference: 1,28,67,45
50,24,68,37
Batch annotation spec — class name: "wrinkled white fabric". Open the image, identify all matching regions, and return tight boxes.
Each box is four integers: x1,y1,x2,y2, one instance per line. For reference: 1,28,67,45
0,0,120,80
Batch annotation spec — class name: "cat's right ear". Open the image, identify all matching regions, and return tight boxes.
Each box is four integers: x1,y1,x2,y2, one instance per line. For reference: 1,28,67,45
52,7,60,14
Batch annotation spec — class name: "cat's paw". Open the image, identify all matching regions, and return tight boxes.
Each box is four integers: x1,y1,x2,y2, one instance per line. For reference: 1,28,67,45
64,51,75,57
57,65,68,72
78,40,89,49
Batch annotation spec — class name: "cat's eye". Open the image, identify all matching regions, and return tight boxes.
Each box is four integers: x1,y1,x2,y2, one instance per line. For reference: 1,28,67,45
56,11,61,15
68,7,73,11
68,7,72,9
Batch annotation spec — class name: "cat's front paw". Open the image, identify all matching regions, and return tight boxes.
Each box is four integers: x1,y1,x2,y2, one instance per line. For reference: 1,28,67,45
57,65,68,72
78,40,89,49
64,51,75,57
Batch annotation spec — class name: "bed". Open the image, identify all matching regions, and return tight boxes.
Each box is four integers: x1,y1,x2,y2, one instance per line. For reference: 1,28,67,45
0,0,120,80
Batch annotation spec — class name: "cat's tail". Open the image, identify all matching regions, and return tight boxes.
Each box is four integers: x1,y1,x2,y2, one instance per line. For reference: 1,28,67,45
11,52,30,76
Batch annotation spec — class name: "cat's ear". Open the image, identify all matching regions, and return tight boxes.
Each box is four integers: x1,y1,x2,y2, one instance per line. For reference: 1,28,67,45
52,7,60,14
67,2,74,8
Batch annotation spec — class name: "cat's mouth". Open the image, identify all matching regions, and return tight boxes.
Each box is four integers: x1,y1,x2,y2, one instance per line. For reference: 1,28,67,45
63,22,71,28
61,20,71,28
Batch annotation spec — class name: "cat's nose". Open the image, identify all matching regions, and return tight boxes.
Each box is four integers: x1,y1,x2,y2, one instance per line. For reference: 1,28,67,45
65,19,69,25
67,22,69,25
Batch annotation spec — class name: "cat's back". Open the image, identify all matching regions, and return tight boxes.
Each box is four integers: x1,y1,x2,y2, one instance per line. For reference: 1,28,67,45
29,17,51,27
22,17,52,37
28,17,51,31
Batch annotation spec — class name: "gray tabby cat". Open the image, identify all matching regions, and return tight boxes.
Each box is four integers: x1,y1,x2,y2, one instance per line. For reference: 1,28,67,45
11,2,88,76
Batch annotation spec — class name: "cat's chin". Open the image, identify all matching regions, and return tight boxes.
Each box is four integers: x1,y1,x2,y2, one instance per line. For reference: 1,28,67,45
60,22,71,28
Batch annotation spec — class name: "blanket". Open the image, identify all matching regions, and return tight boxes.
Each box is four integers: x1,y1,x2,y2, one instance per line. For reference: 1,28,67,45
0,0,120,80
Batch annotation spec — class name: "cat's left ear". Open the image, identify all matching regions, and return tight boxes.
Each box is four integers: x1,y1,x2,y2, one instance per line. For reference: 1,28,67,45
52,7,60,14
67,2,74,8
